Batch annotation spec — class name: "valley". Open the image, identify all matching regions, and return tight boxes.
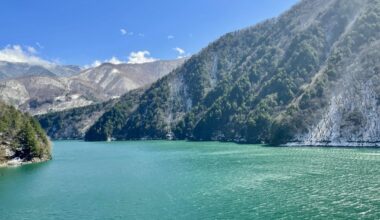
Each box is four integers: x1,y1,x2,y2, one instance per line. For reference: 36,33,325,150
0,0,379,219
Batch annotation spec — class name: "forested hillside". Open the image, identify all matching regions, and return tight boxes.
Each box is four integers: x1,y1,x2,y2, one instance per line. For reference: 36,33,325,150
38,89,144,140
82,0,380,146
0,101,51,166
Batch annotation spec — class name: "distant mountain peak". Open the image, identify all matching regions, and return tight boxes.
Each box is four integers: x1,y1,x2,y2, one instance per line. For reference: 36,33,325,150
0,59,185,115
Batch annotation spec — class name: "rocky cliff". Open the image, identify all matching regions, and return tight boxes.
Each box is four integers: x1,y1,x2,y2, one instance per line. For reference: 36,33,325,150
289,41,380,146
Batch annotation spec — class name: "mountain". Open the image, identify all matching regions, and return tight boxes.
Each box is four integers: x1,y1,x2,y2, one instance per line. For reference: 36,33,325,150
0,59,184,115
84,89,144,141
37,100,116,140
0,101,51,167
37,89,144,140
0,61,80,80
84,0,380,147
72,59,186,97
0,75,102,115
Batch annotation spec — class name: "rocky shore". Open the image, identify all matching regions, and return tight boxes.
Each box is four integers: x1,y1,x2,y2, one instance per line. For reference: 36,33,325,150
0,157,51,168
0,142,51,168
0,101,52,167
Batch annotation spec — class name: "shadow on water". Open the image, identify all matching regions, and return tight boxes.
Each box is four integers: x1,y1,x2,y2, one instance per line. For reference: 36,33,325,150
0,160,51,178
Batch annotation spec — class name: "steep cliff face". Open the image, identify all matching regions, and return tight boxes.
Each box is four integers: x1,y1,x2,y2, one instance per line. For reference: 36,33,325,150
289,41,380,146
0,101,51,166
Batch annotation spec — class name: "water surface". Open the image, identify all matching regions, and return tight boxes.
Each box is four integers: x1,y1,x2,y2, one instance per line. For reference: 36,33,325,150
0,141,379,219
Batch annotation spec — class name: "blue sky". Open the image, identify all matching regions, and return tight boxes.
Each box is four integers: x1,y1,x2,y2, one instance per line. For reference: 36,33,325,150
0,0,299,67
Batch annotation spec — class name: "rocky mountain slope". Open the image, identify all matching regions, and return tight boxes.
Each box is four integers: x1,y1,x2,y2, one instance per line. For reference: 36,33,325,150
0,61,80,80
0,75,101,115
72,59,185,97
0,101,51,167
84,0,380,147
0,59,184,115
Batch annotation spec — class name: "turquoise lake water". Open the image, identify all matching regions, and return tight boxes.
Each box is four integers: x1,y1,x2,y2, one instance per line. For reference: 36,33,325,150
0,141,379,219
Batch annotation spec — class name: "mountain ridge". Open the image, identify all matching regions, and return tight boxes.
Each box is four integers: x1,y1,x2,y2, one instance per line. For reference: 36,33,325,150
0,61,81,80
0,59,184,115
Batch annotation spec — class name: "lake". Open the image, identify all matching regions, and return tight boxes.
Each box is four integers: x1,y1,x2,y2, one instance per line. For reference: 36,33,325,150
0,141,379,219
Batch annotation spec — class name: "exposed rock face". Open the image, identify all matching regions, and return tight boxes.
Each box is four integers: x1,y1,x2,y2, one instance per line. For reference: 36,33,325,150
0,76,100,115
290,42,380,146
0,59,184,115
70,59,185,97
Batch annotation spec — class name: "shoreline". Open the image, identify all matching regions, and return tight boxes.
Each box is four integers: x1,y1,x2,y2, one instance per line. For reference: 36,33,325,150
286,141,380,148
0,157,51,168
53,138,380,148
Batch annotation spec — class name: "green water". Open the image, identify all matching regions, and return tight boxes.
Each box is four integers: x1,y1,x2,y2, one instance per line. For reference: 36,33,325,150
0,141,379,219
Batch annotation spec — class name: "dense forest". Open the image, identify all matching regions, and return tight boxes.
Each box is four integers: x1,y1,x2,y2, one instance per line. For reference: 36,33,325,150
84,89,144,141
0,101,51,164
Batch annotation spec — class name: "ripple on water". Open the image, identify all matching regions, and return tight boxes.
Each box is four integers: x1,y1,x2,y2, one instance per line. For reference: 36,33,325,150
0,141,379,219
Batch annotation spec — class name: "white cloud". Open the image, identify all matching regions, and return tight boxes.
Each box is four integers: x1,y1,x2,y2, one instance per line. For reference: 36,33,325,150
128,51,157,64
85,56,124,68
138,33,145,37
107,56,123,65
167,35,174,40
120,29,127,35
174,47,185,55
86,60,102,68
0,45,54,68
85,51,157,69
27,46,37,54
120,28,134,36
173,47,188,59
